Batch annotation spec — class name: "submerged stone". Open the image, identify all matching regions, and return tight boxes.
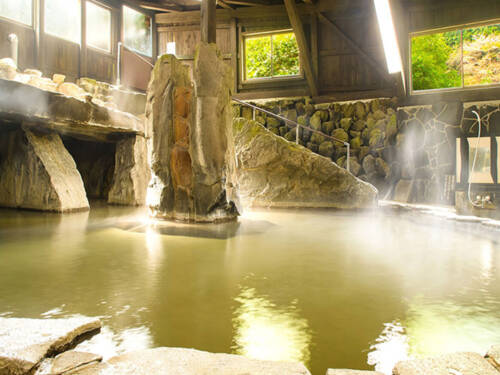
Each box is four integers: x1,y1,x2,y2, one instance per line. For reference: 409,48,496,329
0,317,101,375
69,347,310,375
232,118,377,209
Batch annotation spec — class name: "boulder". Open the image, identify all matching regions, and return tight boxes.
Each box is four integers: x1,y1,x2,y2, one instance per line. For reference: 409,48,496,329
0,317,100,375
322,121,335,134
37,351,103,375
146,45,238,222
332,128,348,143
310,132,326,144
340,118,353,131
352,119,365,132
232,118,377,209
108,135,149,206
310,114,322,130
0,58,17,80
318,141,334,158
393,352,499,375
0,128,89,212
69,347,310,375
362,154,376,174
355,102,366,119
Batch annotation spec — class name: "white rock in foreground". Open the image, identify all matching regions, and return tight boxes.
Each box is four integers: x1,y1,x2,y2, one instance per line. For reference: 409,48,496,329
486,345,500,368
393,352,499,375
70,347,311,375
0,317,101,375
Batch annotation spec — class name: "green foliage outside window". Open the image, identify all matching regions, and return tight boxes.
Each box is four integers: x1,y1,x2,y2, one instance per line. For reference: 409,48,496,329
245,32,300,80
411,23,500,91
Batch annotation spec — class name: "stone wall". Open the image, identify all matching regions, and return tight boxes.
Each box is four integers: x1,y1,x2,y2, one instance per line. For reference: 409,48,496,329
233,97,400,198
234,98,500,206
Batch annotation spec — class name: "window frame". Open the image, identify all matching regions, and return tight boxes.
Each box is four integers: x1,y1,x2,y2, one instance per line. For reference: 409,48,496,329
85,0,113,54
0,0,34,28
121,4,153,58
409,19,500,95
240,29,303,84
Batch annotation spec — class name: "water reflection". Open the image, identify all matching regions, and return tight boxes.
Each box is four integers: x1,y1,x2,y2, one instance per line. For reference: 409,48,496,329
232,287,312,366
75,325,153,359
116,217,274,239
368,295,500,374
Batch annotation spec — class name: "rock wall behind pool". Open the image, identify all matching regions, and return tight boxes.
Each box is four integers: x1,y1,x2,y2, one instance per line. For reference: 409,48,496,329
232,118,378,209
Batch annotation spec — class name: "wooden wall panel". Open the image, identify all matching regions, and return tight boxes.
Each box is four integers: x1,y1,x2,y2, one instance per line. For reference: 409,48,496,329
86,48,116,83
408,0,500,33
158,27,231,57
0,20,36,71
42,34,80,82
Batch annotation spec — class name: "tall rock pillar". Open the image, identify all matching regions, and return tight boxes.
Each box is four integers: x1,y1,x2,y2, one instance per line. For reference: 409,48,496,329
146,43,238,222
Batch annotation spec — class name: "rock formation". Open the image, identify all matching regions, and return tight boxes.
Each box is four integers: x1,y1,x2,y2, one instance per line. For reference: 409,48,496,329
0,316,101,375
146,44,237,222
0,128,89,212
69,347,311,375
232,118,378,209
108,136,149,206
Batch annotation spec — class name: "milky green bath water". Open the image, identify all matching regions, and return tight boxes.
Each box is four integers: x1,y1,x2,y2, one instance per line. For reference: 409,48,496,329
0,204,499,374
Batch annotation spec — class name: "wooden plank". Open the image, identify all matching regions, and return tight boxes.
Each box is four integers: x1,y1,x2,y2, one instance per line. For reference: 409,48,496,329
218,0,234,10
317,11,392,85
223,0,268,6
201,0,217,43
139,1,184,12
284,0,318,96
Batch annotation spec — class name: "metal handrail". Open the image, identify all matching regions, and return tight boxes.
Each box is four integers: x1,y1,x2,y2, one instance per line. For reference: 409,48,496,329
8,33,18,67
232,98,350,172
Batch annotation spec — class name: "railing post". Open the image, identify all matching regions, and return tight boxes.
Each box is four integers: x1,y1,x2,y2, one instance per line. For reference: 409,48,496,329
295,123,300,144
346,143,350,173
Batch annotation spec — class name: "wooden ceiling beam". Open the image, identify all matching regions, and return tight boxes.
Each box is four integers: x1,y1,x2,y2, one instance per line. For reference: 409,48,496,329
223,0,268,6
218,0,235,9
139,1,185,12
284,0,318,97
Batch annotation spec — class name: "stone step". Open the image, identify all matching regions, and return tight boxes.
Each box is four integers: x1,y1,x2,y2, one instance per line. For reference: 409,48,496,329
0,317,101,375
69,347,311,375
393,352,500,375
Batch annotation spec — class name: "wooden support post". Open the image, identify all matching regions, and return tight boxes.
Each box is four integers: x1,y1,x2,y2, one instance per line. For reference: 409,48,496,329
201,0,217,44
283,0,318,97
80,0,87,78
230,17,238,93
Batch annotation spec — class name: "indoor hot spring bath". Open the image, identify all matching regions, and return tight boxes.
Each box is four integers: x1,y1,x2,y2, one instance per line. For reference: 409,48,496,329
1,204,499,375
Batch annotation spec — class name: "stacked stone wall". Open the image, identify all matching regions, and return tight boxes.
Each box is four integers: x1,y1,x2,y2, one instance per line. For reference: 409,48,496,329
234,98,500,205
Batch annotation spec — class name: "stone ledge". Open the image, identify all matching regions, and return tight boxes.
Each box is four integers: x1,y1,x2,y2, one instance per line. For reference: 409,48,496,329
393,352,499,375
0,78,144,143
0,317,101,375
69,347,311,375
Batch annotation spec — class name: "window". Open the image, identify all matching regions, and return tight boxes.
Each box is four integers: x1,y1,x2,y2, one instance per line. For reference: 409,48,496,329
86,1,111,52
243,31,300,81
123,5,152,57
45,0,81,43
411,22,500,92
0,0,32,26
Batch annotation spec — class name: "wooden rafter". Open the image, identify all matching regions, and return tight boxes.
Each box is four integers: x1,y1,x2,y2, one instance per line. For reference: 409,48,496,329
218,0,235,10
316,11,393,85
223,0,268,6
283,0,318,96
139,1,184,12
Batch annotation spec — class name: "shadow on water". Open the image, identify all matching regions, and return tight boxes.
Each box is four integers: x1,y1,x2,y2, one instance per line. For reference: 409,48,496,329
115,218,275,240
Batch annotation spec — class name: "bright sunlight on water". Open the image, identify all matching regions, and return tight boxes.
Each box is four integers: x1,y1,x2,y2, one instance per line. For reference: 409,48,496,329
0,204,499,375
